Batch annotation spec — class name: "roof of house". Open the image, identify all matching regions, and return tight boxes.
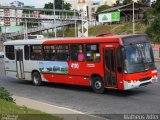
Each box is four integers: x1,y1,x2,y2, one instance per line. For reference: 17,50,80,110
97,3,150,14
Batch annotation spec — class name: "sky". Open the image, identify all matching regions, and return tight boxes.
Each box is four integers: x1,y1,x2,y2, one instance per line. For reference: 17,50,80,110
2,0,53,8
2,0,100,8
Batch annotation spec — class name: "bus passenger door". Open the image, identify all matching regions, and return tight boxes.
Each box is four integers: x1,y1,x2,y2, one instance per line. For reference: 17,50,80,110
16,49,25,79
104,48,118,88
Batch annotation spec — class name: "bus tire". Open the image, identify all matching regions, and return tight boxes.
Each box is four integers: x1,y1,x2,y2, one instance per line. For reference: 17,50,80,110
32,72,42,86
91,77,105,94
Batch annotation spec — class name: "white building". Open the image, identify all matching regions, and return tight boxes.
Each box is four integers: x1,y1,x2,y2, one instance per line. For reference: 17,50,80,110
0,1,24,27
0,8,23,26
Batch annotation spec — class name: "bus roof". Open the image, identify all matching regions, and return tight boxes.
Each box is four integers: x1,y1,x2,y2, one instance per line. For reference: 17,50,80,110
3,34,146,46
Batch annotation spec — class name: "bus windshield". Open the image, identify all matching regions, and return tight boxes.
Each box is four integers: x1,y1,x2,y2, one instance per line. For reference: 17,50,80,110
124,43,155,73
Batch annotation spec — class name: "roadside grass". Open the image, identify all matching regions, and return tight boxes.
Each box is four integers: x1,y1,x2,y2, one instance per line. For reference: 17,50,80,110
42,22,149,38
89,22,149,36
0,99,62,120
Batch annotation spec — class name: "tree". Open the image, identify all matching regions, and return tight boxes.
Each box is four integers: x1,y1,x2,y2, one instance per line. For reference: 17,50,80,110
137,0,148,4
123,0,133,5
113,0,133,7
64,2,72,10
146,15,160,43
44,0,71,10
152,0,160,13
96,5,111,13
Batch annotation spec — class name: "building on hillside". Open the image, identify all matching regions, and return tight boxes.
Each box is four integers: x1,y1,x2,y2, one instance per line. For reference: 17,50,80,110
10,1,24,7
65,0,139,20
0,8,23,27
0,1,24,27
97,3,150,23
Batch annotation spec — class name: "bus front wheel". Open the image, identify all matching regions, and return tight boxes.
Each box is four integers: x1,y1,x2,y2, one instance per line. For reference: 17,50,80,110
91,77,105,94
32,72,42,86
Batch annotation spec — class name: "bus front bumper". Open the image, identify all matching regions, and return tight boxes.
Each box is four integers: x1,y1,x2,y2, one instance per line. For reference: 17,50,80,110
123,76,158,90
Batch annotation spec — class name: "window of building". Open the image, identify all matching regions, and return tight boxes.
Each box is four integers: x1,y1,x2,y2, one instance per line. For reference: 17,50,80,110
71,44,85,62
5,45,15,60
24,45,29,60
86,44,100,62
43,45,56,61
55,45,69,61
91,8,95,12
30,45,42,60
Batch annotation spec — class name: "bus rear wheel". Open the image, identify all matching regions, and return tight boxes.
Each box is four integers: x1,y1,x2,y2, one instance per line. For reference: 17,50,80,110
91,77,105,94
32,72,42,86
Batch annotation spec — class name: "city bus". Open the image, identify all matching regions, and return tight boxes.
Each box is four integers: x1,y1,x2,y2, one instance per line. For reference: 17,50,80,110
3,34,158,93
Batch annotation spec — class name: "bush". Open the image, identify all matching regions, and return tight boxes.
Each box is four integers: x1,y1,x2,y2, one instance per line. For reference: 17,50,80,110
146,15,160,43
0,87,15,103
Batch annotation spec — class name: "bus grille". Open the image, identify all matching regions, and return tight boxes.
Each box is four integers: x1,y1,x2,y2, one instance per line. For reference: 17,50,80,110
139,77,152,82
139,82,152,87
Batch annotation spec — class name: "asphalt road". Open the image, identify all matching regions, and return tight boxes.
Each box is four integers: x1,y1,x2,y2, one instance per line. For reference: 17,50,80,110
0,58,160,120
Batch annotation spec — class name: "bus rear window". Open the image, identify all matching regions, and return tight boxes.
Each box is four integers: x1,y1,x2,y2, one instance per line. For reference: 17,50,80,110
5,45,15,60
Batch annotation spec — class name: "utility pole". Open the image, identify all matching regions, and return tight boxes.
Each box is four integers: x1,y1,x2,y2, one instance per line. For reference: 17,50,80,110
25,18,28,39
133,1,135,34
23,23,25,40
4,25,7,42
78,0,88,37
53,0,57,38
74,9,77,37
62,0,64,37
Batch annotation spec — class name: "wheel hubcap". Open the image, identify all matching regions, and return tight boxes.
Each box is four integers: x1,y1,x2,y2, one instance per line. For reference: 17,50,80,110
33,76,39,84
95,81,102,89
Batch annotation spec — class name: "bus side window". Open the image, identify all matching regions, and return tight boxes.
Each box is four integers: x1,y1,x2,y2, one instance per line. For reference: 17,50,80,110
43,45,55,61
30,45,42,60
55,45,69,61
24,45,29,60
5,45,15,60
70,44,85,62
86,44,100,62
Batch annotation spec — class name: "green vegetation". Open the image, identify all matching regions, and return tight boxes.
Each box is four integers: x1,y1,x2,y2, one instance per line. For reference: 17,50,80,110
0,87,62,120
44,0,71,10
0,99,62,120
56,22,148,37
42,26,75,38
145,0,160,43
96,5,111,13
152,0,160,13
89,22,148,36
146,15,160,43
0,87,15,103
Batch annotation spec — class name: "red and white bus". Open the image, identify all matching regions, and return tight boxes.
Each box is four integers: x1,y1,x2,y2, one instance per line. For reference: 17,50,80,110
4,34,158,93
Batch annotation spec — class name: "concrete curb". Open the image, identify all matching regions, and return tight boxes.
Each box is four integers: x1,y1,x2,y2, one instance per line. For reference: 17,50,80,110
13,96,107,120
